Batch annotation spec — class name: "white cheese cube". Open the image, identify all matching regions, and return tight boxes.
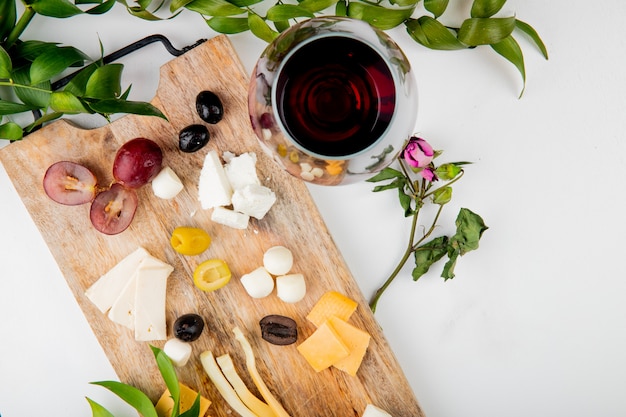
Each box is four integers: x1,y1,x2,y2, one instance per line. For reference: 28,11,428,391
152,166,184,199
133,256,173,341
211,206,249,229
198,150,233,209
231,184,276,220
362,404,393,417
85,247,150,314
240,267,274,298
275,273,306,303
224,152,260,190
163,338,192,367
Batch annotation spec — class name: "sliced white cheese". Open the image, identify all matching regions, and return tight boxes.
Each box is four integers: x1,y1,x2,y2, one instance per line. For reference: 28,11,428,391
362,404,393,417
85,247,150,314
211,206,250,230
231,184,276,220
224,152,260,190
133,256,173,341
198,150,233,209
107,267,140,330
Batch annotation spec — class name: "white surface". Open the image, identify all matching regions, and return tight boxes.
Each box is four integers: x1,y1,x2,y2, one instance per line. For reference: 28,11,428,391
2,1,626,416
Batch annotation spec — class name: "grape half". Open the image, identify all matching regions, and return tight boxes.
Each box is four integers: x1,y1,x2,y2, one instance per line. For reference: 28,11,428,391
112,138,163,188
89,183,138,235
43,161,97,205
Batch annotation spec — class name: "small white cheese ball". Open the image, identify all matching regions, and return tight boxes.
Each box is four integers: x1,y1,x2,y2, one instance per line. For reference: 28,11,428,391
163,338,192,367
361,404,393,417
152,166,184,199
240,267,274,298
276,273,306,303
263,246,293,275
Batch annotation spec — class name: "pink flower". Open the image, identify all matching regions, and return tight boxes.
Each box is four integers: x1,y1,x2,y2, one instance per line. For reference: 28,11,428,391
402,137,434,168
420,167,437,181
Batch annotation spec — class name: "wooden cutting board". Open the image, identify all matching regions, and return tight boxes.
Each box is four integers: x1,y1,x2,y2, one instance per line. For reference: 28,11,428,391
0,35,424,417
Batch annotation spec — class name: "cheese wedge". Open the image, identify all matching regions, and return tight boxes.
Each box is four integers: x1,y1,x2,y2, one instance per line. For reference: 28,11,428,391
85,247,150,313
296,321,350,372
306,291,358,327
198,150,233,209
327,316,371,376
155,383,211,417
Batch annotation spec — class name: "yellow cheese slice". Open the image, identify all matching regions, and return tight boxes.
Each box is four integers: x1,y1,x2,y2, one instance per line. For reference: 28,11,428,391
327,316,371,376
306,291,358,327
296,321,350,372
154,383,211,417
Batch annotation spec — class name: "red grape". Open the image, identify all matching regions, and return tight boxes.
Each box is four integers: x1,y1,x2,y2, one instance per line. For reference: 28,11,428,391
89,183,138,235
43,161,97,205
112,138,163,188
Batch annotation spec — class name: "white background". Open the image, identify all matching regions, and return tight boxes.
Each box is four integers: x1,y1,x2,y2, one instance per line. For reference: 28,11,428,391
2,1,626,416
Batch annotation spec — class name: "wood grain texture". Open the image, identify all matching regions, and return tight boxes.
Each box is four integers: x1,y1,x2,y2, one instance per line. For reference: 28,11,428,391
0,35,424,417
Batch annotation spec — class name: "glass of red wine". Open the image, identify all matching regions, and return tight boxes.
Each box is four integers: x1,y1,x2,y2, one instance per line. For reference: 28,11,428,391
248,16,418,185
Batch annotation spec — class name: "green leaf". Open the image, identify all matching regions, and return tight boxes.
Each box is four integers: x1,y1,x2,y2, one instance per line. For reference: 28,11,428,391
85,63,123,99
298,0,338,13
335,0,347,16
171,0,194,11
91,381,158,417
248,13,278,42
0,122,24,141
30,46,90,85
85,0,117,14
449,208,488,256
24,111,63,132
86,98,167,119
207,16,249,33
30,0,83,17
457,16,516,46
151,346,180,417
0,46,12,79
0,99,35,115
85,398,116,417
348,2,414,30
179,394,202,417
63,61,101,96
185,0,245,16
405,16,466,50
12,41,60,62
266,5,314,21
389,0,419,7
0,0,17,41
490,35,525,97
228,0,264,6
470,0,506,18
367,166,404,183
423,0,448,18
412,236,449,280
515,19,548,59
441,246,459,280
49,91,88,113
12,67,51,108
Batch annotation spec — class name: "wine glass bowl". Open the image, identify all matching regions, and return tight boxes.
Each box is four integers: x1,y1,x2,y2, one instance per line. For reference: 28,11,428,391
248,17,418,185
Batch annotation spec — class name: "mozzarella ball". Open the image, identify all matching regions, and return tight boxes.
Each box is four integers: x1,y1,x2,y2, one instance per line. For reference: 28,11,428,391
263,246,293,275
240,267,274,298
152,166,184,199
163,338,192,367
276,273,306,303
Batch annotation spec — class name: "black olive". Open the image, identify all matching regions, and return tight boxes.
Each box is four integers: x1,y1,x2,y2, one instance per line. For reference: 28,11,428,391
179,124,210,153
173,313,205,342
196,91,224,124
259,315,297,345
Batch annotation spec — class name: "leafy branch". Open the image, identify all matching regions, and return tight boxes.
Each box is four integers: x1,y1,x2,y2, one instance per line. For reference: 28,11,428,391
367,137,488,313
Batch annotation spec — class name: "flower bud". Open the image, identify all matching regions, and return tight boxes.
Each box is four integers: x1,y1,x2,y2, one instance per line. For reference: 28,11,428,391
401,137,434,168
432,186,452,205
435,163,462,181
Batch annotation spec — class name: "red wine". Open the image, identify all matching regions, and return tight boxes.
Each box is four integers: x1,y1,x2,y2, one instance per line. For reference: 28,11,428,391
275,36,396,157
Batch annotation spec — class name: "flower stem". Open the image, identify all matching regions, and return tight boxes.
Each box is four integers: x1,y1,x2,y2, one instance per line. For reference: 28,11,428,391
4,7,36,50
370,204,421,313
